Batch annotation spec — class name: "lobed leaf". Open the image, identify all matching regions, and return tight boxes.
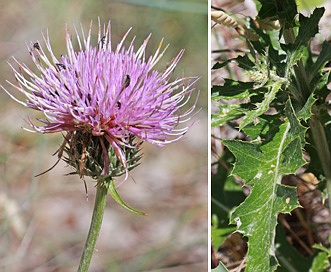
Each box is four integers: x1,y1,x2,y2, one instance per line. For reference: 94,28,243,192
310,251,330,272
211,79,255,98
309,41,331,79
297,93,316,121
213,55,255,71
211,226,236,251
256,0,297,28
239,80,283,130
211,262,229,272
211,104,244,127
294,7,324,48
223,100,306,271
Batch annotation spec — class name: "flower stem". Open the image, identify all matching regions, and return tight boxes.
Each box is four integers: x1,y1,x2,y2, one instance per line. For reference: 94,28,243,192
77,179,108,272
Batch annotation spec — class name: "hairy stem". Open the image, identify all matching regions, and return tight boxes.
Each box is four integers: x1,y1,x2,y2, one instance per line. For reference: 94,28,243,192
77,180,108,272
283,29,310,103
309,113,331,212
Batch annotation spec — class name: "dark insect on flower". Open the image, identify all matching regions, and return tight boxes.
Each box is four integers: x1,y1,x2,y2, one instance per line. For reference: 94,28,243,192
33,42,40,50
56,63,66,71
124,75,130,88
116,75,130,108
117,101,122,109
99,35,106,49
2,20,199,182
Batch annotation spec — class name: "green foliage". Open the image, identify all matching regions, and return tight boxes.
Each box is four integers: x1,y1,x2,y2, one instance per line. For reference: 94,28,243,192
224,101,305,271
212,1,331,271
257,0,297,28
211,261,229,272
211,215,236,250
310,240,331,272
105,178,147,216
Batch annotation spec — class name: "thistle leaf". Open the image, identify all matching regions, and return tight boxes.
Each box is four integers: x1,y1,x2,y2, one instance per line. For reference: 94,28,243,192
256,0,297,28
211,261,229,272
239,80,283,130
212,55,255,71
297,93,316,121
223,100,306,271
211,79,254,98
211,104,244,127
310,41,331,81
105,178,147,216
294,7,324,48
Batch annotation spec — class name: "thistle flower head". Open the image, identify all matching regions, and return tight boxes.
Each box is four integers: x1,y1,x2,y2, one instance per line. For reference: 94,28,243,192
2,20,199,182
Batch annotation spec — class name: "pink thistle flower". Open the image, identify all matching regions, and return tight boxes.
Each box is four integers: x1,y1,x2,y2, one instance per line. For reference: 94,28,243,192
2,20,199,181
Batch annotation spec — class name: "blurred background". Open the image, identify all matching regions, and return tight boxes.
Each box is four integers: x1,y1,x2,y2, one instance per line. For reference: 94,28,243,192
0,1,207,271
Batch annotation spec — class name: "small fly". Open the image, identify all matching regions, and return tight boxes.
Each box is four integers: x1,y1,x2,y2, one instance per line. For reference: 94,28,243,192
117,74,131,109
124,74,131,88
33,42,40,50
56,63,66,71
99,35,106,50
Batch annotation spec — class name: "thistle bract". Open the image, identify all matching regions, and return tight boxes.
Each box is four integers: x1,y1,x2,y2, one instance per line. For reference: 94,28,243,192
2,20,199,182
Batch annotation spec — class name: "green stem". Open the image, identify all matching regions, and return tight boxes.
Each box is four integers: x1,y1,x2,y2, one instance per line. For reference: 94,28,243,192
283,29,310,103
77,180,108,272
309,113,331,212
283,27,331,215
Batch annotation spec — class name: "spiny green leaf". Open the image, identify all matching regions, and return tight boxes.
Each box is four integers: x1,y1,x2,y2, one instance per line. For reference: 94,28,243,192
268,45,287,77
297,93,316,121
239,80,283,130
223,100,306,272
286,99,307,145
211,262,229,272
295,7,324,48
211,104,244,127
310,41,331,78
213,54,255,71
310,251,330,272
314,71,331,99
281,44,306,76
313,243,331,254
211,79,255,97
211,225,236,250
310,70,331,97
212,62,227,70
243,115,282,140
257,0,297,28
280,8,324,74
211,154,245,223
